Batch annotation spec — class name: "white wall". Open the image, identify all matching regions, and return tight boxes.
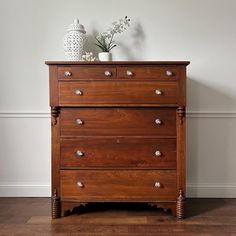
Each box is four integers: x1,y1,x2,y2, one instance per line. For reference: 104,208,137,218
0,0,236,197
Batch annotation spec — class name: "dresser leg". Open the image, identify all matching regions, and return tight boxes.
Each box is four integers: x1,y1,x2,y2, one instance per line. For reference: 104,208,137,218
177,189,185,219
52,190,61,219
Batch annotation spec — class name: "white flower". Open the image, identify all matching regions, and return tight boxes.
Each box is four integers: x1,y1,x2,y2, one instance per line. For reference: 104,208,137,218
95,16,131,52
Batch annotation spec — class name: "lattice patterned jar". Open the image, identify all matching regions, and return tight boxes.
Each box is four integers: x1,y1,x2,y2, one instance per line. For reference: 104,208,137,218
63,18,87,61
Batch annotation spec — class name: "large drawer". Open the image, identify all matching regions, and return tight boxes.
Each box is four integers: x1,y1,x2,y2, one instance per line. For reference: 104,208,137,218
60,170,177,201
60,108,176,136
60,137,176,168
58,81,178,105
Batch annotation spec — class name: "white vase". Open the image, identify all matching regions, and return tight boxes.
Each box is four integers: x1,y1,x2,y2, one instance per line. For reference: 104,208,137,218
98,52,112,61
63,18,87,61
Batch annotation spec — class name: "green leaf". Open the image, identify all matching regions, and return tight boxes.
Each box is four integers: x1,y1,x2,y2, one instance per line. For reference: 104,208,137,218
108,44,117,51
95,43,106,51
95,37,105,47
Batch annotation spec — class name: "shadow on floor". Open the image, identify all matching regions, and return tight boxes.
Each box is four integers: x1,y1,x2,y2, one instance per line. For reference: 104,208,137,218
185,198,226,217
72,202,168,216
70,199,228,219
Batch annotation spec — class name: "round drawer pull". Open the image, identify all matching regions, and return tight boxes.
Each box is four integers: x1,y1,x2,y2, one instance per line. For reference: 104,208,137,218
77,181,84,188
64,71,72,77
76,119,84,125
155,89,163,95
155,119,162,125
76,150,84,157
166,70,173,76
104,71,112,77
75,89,83,96
126,70,133,76
154,182,161,188
155,150,162,157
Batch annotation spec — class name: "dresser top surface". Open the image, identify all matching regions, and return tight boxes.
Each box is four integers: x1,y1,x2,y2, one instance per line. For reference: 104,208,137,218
45,61,190,66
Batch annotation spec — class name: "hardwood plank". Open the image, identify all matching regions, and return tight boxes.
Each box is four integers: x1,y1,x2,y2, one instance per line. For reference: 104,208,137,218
27,215,147,225
0,198,236,235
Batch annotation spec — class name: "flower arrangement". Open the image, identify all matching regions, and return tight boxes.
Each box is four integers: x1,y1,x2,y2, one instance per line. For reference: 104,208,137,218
95,16,131,52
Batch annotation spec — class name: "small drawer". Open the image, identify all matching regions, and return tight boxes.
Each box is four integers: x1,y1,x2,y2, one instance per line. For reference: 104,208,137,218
117,66,179,80
58,81,178,105
60,170,177,201
60,137,176,168
60,108,176,136
58,66,116,80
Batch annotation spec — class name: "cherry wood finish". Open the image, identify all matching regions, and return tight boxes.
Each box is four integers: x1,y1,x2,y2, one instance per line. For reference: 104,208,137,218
60,137,176,168
58,66,117,80
46,61,190,65
46,61,189,219
117,66,179,80
59,81,178,105
60,108,176,136
60,170,177,201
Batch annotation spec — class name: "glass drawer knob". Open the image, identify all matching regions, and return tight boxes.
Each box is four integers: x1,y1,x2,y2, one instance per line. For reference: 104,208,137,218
155,150,162,157
77,181,84,188
76,119,84,125
75,89,83,95
166,70,173,76
154,182,161,188
104,71,112,77
64,71,72,77
76,150,84,157
155,90,163,95
126,70,133,76
155,119,162,125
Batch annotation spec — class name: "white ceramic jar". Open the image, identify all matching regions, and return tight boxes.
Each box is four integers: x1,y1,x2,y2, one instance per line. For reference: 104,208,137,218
63,18,87,61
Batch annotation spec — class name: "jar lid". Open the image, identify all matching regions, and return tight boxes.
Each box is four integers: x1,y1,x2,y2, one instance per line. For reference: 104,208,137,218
67,18,86,33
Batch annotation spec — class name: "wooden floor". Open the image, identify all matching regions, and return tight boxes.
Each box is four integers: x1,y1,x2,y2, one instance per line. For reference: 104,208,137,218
0,198,236,235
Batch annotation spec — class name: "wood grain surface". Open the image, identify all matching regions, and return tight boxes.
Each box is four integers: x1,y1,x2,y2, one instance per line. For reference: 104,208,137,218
60,170,177,201
60,108,176,136
47,61,189,218
0,198,235,236
60,137,176,168
58,81,178,105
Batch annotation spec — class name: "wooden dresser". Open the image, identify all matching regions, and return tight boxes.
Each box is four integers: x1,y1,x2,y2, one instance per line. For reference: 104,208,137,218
46,61,189,219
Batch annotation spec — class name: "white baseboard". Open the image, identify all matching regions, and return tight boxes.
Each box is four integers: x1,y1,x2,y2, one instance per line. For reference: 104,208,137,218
0,183,236,198
0,183,50,197
187,183,236,198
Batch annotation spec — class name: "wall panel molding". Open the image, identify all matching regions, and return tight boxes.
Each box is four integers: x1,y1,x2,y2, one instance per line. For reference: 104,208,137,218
0,111,236,118
0,182,235,197
187,183,236,198
0,111,50,118
187,111,236,118
0,183,50,197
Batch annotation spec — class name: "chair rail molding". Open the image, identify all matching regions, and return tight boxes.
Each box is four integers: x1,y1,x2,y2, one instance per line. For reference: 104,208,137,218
0,111,236,118
0,111,50,118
